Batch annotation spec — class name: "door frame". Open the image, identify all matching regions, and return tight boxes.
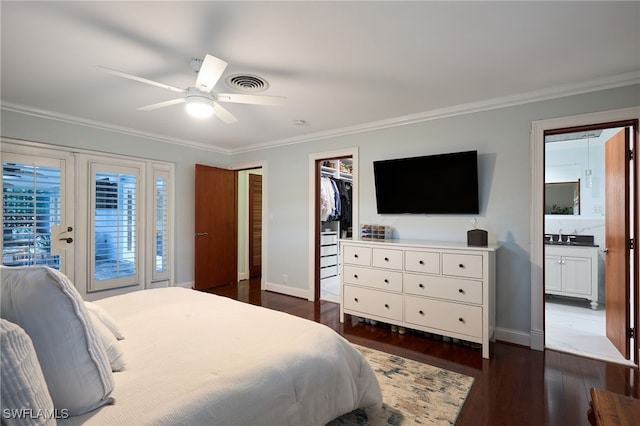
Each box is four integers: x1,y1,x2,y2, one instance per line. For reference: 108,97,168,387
308,148,359,301
530,107,640,361
233,160,267,290
248,172,262,279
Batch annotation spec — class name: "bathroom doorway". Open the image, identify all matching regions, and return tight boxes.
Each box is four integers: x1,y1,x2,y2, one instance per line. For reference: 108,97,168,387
544,121,636,366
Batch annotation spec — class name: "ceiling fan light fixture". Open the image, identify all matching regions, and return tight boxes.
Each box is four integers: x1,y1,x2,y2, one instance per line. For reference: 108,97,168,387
185,94,214,118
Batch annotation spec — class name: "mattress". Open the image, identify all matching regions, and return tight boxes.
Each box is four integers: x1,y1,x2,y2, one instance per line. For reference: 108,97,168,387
60,287,381,425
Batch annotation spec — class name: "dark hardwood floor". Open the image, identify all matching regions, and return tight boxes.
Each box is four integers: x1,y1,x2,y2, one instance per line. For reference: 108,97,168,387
205,278,639,425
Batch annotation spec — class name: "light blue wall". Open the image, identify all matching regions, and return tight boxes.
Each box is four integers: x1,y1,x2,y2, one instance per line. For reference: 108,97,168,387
232,85,640,335
2,84,639,338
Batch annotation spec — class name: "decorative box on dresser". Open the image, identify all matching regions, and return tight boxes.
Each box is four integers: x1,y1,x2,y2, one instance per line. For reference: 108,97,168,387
339,238,499,359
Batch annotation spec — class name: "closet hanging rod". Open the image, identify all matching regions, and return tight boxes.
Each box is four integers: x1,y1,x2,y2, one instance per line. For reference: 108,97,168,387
320,171,352,182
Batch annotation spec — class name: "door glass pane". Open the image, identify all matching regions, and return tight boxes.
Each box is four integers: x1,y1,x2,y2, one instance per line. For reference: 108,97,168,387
155,175,168,274
94,172,137,281
2,162,61,269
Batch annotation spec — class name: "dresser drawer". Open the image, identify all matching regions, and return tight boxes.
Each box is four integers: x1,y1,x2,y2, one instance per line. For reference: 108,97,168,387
342,245,372,266
405,296,482,338
442,253,483,279
343,265,403,292
404,273,482,304
372,248,403,270
343,285,403,321
405,250,440,274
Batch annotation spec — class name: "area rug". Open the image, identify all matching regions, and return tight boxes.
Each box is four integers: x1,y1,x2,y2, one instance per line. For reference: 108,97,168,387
328,345,474,425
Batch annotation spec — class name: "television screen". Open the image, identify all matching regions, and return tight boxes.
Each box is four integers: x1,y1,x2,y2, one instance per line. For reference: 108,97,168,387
373,150,479,214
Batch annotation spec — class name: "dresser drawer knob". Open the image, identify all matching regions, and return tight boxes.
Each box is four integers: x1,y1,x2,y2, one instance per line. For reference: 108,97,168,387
354,274,358,279
458,288,465,294
458,263,465,269
384,257,389,262
354,254,359,258
418,283,425,289
384,304,389,309
354,298,359,303
419,310,424,316
419,260,425,265
384,279,389,284
458,317,465,323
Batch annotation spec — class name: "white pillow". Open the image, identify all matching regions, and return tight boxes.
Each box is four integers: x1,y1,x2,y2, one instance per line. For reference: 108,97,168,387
84,301,125,340
87,309,126,371
1,319,56,426
0,265,115,416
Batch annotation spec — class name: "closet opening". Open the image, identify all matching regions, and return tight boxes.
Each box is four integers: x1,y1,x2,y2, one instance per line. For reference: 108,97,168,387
238,167,263,282
314,156,353,302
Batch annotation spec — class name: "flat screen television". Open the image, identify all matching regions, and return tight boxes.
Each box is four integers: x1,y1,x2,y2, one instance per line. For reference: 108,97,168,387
373,150,479,214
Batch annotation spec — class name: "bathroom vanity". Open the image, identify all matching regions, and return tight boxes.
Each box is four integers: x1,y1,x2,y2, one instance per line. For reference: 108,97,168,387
544,234,599,309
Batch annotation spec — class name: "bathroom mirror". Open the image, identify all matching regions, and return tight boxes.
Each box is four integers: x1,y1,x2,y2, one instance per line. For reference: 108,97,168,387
545,180,580,215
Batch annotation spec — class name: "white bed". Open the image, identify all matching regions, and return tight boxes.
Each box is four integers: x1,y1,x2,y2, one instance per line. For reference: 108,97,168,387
58,286,381,425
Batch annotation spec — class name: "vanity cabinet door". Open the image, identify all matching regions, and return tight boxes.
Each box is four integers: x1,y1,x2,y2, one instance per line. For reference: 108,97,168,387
561,256,592,296
544,254,562,292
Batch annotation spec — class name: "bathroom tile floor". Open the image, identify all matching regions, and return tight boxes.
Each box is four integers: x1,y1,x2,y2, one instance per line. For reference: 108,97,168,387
545,296,636,367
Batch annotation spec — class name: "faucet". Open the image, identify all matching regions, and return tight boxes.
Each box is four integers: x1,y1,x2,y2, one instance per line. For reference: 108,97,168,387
558,228,563,243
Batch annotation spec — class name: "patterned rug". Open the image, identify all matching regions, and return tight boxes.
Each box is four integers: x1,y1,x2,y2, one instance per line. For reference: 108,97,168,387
328,345,474,425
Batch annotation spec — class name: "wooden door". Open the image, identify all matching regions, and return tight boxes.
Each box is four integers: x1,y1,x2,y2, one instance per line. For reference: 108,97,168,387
604,129,630,358
249,173,262,278
194,164,238,290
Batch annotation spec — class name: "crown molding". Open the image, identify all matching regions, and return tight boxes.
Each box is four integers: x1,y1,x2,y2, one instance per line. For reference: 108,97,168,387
3,72,639,156
232,71,640,154
0,102,234,155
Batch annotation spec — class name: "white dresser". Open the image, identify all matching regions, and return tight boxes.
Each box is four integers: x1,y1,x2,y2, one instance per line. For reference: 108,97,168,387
340,238,499,359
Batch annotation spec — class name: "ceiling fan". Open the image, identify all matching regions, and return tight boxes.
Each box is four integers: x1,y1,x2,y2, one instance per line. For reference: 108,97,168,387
97,54,286,122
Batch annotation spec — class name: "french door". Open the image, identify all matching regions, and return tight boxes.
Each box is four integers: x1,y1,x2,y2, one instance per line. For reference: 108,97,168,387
2,141,174,298
1,149,75,281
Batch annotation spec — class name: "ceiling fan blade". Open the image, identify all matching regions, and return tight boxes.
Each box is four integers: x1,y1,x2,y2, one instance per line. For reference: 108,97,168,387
213,102,238,124
97,66,186,94
195,54,227,93
215,93,286,106
137,98,185,111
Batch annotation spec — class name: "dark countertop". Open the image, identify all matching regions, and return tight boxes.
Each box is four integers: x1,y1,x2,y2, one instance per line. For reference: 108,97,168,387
544,234,599,247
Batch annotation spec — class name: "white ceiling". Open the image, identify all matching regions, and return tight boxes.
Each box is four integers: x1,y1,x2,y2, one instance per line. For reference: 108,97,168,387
1,1,639,154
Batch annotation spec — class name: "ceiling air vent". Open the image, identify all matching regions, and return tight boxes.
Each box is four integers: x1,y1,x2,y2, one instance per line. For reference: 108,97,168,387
225,74,269,93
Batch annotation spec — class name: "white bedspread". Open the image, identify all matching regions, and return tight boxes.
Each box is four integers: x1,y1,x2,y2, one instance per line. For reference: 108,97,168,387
61,287,381,425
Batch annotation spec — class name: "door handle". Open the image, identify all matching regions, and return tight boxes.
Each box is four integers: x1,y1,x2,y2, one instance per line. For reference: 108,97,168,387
602,248,608,254
59,237,73,243
196,232,208,237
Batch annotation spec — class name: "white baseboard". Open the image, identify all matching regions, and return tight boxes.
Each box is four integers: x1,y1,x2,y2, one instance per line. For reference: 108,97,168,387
529,329,545,351
176,281,194,289
238,272,248,281
264,281,310,300
494,327,531,348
